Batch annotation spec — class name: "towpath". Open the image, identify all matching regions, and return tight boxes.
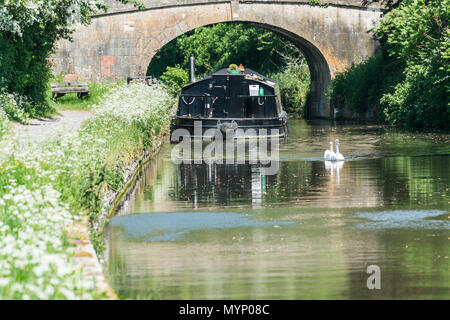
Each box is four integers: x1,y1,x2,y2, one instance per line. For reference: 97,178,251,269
12,110,93,149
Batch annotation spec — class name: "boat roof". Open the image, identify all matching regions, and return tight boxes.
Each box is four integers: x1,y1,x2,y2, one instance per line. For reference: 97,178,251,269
212,68,265,78
182,68,277,90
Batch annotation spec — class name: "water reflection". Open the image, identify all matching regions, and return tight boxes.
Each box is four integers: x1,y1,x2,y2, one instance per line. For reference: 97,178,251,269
353,210,449,229
110,211,294,242
104,120,450,300
167,156,385,209
324,160,344,185
175,162,278,209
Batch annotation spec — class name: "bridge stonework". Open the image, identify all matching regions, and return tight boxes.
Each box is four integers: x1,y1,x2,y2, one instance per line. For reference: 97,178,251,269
53,0,384,118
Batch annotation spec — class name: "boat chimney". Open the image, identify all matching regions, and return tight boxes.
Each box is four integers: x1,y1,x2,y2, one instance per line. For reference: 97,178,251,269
189,56,195,83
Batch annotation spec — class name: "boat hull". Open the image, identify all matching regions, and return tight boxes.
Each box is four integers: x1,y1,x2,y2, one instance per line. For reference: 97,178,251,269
170,115,289,140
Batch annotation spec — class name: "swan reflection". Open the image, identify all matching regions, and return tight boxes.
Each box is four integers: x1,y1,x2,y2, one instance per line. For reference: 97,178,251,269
324,160,344,184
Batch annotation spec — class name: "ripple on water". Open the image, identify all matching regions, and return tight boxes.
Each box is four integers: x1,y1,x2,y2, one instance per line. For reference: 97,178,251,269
352,210,449,230
279,153,384,162
110,211,295,242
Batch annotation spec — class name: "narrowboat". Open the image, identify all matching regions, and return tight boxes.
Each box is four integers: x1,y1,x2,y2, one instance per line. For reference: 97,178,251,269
170,62,289,139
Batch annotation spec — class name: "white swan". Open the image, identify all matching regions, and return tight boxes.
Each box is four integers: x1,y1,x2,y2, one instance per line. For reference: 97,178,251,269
324,141,336,161
334,139,344,161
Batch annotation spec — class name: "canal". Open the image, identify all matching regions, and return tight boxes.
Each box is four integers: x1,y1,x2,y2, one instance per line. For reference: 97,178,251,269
103,120,449,299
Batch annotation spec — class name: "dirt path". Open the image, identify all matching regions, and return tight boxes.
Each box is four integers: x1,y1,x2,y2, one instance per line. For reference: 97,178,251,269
12,110,93,149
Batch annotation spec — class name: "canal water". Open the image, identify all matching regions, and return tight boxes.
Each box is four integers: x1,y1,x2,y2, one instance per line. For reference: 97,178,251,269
103,120,449,299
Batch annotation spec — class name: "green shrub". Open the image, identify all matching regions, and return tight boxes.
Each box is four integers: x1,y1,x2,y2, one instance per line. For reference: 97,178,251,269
270,57,310,115
0,90,30,123
0,19,57,117
381,64,449,130
160,66,190,95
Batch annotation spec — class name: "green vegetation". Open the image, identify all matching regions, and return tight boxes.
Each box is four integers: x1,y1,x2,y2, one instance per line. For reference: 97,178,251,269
148,23,311,115
376,0,449,130
0,1,177,299
0,0,142,118
0,83,174,299
148,23,296,77
0,90,31,123
57,83,175,234
328,49,405,117
308,0,329,7
0,107,8,139
329,0,449,130
160,67,189,95
270,50,311,115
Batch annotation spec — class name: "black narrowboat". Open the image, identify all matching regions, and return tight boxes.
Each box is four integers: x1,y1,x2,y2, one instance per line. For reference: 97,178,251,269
170,65,289,139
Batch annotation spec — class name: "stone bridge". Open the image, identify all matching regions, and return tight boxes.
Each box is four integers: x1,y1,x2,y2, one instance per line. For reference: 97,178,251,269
53,0,384,118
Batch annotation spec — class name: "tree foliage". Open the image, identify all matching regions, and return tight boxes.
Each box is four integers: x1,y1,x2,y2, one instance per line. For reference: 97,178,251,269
330,0,449,130
375,0,449,130
147,23,300,78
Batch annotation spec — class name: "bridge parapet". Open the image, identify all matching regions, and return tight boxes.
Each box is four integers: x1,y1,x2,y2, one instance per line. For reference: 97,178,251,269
100,0,385,16
102,0,229,15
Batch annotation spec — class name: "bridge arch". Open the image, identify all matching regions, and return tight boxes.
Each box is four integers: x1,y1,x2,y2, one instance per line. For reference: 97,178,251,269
53,0,382,118
146,20,331,118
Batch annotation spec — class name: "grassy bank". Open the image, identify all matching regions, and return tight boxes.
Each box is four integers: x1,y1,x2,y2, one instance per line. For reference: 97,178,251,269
0,83,174,299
